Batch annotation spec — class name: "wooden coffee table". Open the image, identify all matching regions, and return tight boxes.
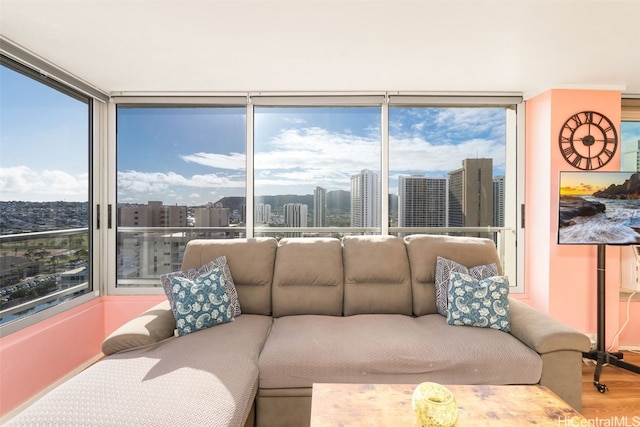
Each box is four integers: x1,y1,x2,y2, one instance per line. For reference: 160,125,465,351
310,383,587,426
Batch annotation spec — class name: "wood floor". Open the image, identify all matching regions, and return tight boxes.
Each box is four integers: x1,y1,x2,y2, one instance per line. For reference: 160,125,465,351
581,351,640,418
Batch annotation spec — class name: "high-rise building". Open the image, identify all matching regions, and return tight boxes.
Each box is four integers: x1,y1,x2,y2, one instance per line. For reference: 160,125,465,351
283,203,308,227
255,203,272,224
313,186,327,227
351,169,380,227
493,176,505,227
193,206,230,227
117,201,188,279
398,175,448,227
118,201,187,227
447,159,493,228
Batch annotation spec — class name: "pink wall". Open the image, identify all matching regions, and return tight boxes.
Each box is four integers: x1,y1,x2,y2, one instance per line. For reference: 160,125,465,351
524,89,626,348
102,295,165,337
0,295,163,418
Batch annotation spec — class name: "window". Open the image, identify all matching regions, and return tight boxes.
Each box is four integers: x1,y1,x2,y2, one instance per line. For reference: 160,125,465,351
111,95,520,292
0,57,93,330
620,99,640,172
253,104,381,237
389,106,508,234
115,104,246,287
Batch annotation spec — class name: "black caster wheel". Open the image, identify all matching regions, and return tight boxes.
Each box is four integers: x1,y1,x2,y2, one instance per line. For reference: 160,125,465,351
594,382,608,393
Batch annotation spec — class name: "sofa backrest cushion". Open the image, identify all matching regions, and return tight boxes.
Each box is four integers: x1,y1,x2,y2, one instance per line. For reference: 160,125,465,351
272,237,344,317
404,234,503,316
342,235,412,316
180,238,277,315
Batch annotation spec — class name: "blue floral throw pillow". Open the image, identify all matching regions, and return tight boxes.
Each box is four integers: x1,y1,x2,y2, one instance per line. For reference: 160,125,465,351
170,268,235,336
446,271,510,332
435,256,499,317
160,256,241,319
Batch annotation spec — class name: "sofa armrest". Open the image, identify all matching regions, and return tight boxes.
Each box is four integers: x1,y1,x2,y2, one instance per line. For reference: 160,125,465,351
509,298,591,354
102,300,176,356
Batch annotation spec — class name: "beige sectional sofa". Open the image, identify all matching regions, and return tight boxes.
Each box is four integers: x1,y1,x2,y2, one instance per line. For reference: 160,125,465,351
7,235,591,427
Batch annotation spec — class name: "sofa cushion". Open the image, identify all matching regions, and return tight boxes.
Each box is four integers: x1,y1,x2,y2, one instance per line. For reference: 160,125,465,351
102,300,176,356
342,235,412,316
435,256,498,316
180,238,277,315
404,234,503,316
447,272,511,332
258,314,542,389
272,237,344,317
8,314,273,427
170,268,236,336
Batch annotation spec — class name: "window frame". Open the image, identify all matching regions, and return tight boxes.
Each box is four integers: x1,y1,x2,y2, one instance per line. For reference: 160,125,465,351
386,96,523,292
107,97,249,295
0,51,106,337
108,94,523,295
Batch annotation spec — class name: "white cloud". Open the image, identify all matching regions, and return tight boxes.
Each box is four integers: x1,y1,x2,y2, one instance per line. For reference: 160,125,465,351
180,152,246,170
253,127,381,192
252,125,505,192
256,127,379,172
390,136,505,172
0,166,87,201
283,117,307,124
117,170,245,194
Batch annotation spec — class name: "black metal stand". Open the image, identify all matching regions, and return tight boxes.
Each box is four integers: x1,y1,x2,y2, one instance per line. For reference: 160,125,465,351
582,244,640,392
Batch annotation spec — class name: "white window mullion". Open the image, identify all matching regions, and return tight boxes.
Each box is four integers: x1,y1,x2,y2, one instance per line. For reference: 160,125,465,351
93,99,108,297
105,100,118,295
381,99,389,235
246,101,255,238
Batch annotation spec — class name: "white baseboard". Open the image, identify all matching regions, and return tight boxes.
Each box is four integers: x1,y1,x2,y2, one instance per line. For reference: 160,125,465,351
619,345,640,351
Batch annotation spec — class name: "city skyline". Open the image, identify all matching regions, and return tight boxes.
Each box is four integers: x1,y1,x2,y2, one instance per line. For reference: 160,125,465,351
114,166,505,229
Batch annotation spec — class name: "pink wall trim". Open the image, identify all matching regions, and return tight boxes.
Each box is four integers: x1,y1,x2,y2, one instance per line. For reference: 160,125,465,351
523,90,552,312
0,299,104,416
524,89,627,349
0,295,164,418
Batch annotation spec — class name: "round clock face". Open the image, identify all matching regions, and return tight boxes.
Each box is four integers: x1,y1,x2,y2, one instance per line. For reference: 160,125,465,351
558,111,618,170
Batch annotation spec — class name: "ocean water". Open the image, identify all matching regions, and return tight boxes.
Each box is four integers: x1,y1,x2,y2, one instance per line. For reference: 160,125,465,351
559,196,640,244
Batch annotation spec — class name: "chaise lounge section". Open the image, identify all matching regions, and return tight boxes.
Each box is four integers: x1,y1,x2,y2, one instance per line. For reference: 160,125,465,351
7,235,591,427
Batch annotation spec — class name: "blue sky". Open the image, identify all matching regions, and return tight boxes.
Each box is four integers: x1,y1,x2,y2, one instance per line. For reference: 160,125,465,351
117,105,509,206
1,65,88,202
622,121,640,145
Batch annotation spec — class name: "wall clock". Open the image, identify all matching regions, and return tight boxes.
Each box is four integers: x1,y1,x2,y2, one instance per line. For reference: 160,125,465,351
558,110,618,170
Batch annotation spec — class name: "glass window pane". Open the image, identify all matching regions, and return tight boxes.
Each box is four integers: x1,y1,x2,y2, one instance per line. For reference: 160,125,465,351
0,61,91,325
389,107,507,238
621,121,640,172
116,107,246,286
253,107,381,237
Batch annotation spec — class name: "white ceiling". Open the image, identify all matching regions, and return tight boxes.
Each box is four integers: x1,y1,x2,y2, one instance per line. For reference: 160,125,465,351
1,0,639,97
